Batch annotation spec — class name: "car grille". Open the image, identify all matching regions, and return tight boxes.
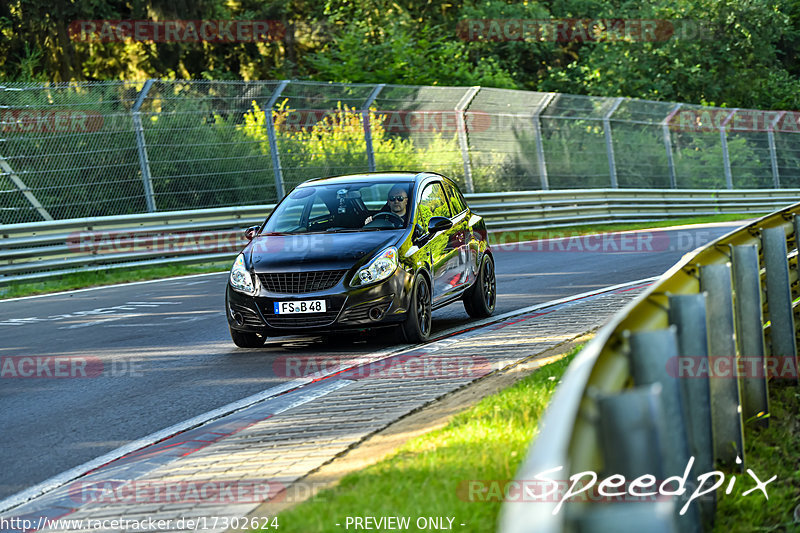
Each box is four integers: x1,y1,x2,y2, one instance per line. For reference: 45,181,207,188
258,270,347,294
265,312,341,328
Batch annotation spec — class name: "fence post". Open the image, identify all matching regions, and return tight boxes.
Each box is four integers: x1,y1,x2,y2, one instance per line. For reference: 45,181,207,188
767,111,785,188
361,84,385,173
603,97,624,188
131,79,156,213
662,104,682,189
719,110,737,189
455,86,480,193
532,93,555,190
265,80,289,200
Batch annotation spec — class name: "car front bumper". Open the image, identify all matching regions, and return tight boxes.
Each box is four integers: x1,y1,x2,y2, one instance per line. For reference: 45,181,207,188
225,268,413,335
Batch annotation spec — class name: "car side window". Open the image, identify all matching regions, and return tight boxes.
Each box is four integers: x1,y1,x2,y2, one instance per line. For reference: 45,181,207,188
416,182,452,229
445,182,468,215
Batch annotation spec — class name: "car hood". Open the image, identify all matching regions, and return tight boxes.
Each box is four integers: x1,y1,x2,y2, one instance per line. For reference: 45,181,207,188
247,230,403,272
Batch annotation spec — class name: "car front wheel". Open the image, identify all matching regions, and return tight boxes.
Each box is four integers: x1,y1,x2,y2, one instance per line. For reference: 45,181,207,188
400,275,432,343
464,254,496,318
229,327,266,348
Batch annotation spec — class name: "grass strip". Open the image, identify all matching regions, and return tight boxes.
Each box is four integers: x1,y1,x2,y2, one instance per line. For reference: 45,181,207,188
271,348,579,533
713,380,800,532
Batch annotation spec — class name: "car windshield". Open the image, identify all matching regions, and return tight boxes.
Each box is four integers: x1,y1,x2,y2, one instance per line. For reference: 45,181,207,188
262,181,413,235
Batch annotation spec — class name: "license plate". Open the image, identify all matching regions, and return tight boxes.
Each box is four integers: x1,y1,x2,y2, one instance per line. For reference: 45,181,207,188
274,300,326,314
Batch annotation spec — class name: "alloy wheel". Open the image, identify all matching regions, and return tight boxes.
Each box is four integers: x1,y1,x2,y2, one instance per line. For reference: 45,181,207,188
416,278,432,337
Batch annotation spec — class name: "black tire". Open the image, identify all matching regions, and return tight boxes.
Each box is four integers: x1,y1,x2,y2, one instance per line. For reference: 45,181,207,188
400,275,432,343
229,327,266,348
464,254,496,318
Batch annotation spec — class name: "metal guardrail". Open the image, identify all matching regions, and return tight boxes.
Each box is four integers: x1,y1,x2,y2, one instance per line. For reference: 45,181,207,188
0,189,796,286
500,200,800,532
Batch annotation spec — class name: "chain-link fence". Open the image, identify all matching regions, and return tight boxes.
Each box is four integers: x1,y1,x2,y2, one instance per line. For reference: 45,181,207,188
2,80,800,224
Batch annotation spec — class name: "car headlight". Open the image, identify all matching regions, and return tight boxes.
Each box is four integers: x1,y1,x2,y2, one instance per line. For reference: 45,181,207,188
229,253,257,295
351,247,398,286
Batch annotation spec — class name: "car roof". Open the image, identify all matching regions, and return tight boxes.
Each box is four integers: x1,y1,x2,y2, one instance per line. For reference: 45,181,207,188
297,172,440,187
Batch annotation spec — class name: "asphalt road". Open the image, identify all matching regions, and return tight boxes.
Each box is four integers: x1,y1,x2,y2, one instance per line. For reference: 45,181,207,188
0,222,741,500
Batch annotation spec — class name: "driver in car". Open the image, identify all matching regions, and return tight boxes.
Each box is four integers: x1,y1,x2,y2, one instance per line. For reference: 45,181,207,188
364,185,409,226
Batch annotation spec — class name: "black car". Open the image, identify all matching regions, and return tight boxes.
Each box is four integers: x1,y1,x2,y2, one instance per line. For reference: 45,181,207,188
225,172,496,347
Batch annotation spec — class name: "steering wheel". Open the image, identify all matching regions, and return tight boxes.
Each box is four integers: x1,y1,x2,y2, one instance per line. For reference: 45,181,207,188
371,211,405,227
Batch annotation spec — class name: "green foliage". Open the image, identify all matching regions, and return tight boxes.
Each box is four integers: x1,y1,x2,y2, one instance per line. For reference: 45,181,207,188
307,20,517,88
4,0,800,116
237,100,485,190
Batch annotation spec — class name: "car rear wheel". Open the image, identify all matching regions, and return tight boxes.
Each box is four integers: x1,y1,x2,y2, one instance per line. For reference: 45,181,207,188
400,275,432,343
229,327,266,348
464,254,496,318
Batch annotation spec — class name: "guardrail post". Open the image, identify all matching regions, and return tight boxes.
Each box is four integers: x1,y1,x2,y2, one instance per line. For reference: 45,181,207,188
719,110,736,190
597,383,667,478
532,93,555,190
627,329,702,532
699,263,745,466
731,244,769,425
456,86,480,193
667,293,715,529
603,97,624,188
767,112,785,188
361,84,385,173
266,80,289,200
627,329,691,475
761,226,798,380
593,384,684,533
662,104,682,189
132,79,156,213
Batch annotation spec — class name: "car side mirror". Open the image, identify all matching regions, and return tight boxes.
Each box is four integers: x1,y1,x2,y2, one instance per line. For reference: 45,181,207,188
244,225,260,241
427,216,453,235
